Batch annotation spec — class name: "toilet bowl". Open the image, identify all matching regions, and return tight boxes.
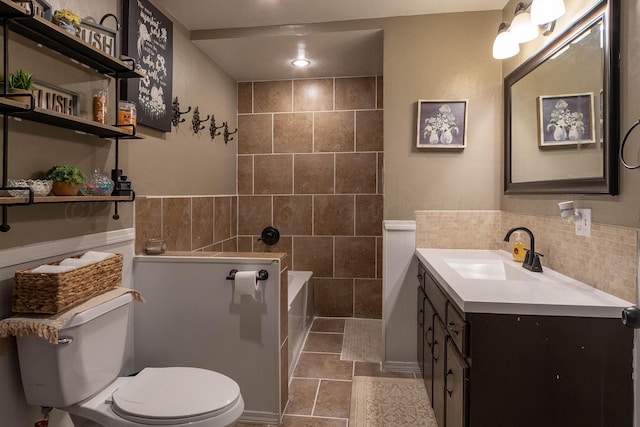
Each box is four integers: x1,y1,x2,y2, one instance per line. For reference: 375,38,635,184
68,368,244,427
16,293,244,427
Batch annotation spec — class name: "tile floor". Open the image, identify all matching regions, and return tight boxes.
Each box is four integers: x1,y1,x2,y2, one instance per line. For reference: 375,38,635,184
235,317,417,427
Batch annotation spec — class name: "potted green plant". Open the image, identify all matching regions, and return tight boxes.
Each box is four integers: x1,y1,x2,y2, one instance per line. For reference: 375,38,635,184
5,69,33,104
45,165,85,196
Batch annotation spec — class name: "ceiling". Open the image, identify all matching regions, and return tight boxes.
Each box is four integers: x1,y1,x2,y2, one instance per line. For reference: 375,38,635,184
154,0,508,81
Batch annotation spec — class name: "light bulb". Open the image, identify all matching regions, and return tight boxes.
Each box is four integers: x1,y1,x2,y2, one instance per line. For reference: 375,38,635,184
492,23,519,59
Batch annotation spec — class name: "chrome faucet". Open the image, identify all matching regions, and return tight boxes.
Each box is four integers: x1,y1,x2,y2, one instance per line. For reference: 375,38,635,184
503,226,543,272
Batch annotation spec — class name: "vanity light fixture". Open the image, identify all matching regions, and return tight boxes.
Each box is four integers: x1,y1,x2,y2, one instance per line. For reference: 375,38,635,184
530,0,566,26
510,2,539,43
492,22,519,59
558,200,582,224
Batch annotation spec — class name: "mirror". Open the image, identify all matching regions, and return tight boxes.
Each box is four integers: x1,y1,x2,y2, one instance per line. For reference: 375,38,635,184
504,0,619,194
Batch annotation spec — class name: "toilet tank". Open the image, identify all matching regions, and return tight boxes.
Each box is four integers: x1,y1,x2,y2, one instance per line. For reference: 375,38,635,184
17,293,133,408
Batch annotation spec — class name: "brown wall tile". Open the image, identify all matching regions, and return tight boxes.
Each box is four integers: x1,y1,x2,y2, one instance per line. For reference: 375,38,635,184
162,198,191,251
222,237,238,252
293,236,334,277
377,153,384,194
293,79,334,112
237,155,254,195
192,197,214,250
334,237,376,278
237,236,254,252
274,113,313,153
356,110,383,152
314,195,354,236
314,112,355,152
376,237,382,279
356,195,383,236
274,195,313,235
214,196,231,242
254,80,292,113
294,153,334,194
238,114,273,154
376,76,383,109
238,82,252,114
238,195,273,235
314,278,354,317
254,155,293,194
335,77,376,110
135,197,162,254
335,153,377,194
231,196,238,237
354,279,382,319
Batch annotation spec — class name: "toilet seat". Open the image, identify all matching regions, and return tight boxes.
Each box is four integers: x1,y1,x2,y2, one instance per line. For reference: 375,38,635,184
111,367,241,425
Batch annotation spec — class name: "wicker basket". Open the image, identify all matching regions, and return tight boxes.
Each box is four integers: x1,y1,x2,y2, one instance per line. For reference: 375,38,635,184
12,253,123,314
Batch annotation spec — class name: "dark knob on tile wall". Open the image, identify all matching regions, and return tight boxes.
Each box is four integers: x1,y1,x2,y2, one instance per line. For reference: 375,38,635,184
258,226,280,246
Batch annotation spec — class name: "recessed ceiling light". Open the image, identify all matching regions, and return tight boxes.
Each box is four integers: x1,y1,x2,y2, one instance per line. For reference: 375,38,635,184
292,58,310,67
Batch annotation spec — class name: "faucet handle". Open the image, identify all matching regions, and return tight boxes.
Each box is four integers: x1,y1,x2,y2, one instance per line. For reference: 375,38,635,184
530,252,544,272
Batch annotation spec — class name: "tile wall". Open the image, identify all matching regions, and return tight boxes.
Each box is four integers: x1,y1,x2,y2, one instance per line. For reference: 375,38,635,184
236,77,385,319
415,210,639,304
134,196,238,255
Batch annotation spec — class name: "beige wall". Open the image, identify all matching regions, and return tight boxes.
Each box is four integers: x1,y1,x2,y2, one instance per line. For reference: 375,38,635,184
501,0,640,229
382,11,503,219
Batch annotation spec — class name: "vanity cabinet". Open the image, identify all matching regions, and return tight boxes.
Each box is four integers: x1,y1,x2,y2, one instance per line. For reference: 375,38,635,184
418,263,468,427
417,259,634,427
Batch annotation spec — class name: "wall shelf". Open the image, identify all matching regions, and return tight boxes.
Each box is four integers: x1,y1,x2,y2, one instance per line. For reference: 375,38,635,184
0,1,144,232
0,100,137,138
0,195,134,206
0,0,144,78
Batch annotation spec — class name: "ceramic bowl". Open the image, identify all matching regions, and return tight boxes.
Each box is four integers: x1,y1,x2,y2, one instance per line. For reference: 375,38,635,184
7,179,53,197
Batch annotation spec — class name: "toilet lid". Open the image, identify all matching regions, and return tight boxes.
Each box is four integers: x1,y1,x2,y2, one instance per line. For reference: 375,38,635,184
112,367,241,424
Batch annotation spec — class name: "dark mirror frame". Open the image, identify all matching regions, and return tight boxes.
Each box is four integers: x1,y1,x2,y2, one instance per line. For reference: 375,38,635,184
504,0,619,195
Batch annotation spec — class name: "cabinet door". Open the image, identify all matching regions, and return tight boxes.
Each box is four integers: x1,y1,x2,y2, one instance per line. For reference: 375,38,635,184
432,314,446,427
445,339,468,427
417,286,427,378
423,297,435,403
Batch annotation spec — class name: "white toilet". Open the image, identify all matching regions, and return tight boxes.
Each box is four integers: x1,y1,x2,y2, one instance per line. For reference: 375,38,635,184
15,293,244,427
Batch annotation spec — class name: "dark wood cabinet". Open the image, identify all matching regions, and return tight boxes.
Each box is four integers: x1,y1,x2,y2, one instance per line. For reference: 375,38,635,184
417,260,634,427
417,285,426,377
445,339,467,427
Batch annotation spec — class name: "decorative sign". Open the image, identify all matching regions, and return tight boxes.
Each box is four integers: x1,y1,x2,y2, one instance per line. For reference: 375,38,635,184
32,80,79,116
123,0,173,132
12,0,52,20
78,18,118,58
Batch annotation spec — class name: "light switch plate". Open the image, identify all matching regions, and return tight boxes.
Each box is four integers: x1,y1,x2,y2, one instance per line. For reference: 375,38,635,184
575,208,591,237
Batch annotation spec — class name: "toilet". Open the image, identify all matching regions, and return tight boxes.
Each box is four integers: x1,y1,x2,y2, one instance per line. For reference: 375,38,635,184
15,293,244,427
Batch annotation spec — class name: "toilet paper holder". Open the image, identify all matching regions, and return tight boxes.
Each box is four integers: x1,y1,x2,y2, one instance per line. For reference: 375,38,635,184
226,269,269,282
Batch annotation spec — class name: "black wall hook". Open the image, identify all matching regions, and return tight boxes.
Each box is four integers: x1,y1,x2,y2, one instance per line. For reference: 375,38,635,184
223,121,238,144
210,114,225,140
171,97,191,127
192,107,210,134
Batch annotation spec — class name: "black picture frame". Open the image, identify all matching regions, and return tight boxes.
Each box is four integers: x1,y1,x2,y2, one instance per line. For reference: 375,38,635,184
122,0,173,132
416,99,468,148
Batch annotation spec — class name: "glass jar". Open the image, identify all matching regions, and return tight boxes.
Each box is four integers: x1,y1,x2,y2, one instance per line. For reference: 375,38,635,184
81,169,114,196
117,100,137,132
92,89,107,124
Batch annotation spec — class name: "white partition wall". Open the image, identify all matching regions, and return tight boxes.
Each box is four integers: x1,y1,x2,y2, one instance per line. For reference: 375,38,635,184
382,220,418,372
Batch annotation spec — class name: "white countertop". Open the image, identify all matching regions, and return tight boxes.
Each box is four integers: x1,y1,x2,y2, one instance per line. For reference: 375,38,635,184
415,248,632,318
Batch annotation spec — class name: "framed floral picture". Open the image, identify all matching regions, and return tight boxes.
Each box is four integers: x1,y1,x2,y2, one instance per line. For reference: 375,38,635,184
416,100,467,148
538,93,595,147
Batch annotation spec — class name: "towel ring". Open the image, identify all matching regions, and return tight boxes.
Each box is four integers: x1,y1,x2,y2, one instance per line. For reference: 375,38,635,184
619,119,640,169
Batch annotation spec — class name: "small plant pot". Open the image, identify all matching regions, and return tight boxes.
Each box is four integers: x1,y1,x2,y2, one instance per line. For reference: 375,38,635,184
52,182,80,196
8,88,32,105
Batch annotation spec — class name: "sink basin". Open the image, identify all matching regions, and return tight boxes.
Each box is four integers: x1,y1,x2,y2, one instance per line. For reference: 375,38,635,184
445,259,539,282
